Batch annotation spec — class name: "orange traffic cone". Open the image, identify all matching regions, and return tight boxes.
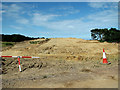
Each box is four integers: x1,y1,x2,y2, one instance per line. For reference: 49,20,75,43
103,48,108,64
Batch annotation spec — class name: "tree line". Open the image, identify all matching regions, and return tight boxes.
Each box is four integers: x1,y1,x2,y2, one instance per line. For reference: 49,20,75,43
1,28,120,43
1,34,40,42
91,28,120,42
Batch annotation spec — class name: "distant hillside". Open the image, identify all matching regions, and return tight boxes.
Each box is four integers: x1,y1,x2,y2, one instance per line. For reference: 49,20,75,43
1,34,40,42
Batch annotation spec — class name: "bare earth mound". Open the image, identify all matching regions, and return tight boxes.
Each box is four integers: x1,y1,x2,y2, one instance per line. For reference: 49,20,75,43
2,38,118,88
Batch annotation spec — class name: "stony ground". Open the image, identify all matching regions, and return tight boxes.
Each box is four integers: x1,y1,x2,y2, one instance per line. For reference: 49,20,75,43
1,38,119,88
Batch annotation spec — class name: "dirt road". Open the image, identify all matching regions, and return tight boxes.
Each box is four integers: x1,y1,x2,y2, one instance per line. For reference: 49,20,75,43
2,38,118,88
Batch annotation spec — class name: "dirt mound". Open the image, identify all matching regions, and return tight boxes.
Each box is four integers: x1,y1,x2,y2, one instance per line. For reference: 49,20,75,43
2,38,118,62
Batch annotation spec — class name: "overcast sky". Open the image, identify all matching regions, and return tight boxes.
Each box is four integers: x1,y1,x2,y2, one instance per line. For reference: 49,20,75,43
1,2,118,39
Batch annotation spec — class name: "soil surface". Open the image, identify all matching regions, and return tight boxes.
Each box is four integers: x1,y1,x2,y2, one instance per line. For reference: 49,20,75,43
1,38,118,88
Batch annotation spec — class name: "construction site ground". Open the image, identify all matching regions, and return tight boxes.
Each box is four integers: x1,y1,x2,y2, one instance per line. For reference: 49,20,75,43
1,38,119,88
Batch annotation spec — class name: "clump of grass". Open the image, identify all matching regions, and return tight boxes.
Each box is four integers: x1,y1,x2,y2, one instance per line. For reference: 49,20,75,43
29,41,39,44
43,75,47,79
2,42,15,47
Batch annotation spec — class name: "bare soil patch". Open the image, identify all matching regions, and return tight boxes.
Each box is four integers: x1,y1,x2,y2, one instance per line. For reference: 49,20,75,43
1,38,118,88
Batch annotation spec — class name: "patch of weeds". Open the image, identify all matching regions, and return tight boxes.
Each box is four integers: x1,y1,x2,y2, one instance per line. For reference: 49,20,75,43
2,42,15,47
43,75,47,79
29,41,38,44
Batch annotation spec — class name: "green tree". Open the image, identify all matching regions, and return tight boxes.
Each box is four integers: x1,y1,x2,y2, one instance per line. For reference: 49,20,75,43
91,28,120,42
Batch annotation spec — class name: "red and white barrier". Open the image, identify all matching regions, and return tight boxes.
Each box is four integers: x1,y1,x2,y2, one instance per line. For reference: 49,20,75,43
1,56,40,58
1,56,17,58
18,56,21,72
0,56,40,72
